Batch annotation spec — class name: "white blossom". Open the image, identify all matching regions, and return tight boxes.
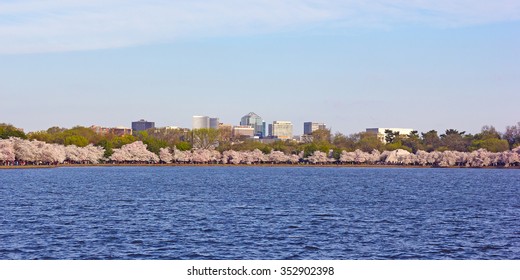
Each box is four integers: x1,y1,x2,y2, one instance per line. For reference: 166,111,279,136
110,141,158,163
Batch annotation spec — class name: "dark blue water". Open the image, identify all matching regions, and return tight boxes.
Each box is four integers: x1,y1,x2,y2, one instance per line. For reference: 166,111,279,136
1,167,519,259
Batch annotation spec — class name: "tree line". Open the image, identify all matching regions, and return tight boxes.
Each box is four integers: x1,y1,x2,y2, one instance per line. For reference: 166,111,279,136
1,122,519,167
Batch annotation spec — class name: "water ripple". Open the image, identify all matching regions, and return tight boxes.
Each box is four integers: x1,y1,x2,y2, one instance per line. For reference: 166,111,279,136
1,167,519,259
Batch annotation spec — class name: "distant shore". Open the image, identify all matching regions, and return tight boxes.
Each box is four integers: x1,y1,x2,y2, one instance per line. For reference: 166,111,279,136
1,163,518,170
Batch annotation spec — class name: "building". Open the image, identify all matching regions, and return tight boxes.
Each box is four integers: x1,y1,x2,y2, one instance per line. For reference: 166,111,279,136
162,126,180,130
131,119,155,132
366,128,415,143
209,118,220,130
232,125,255,139
299,134,314,143
272,121,293,140
303,122,327,135
91,125,132,136
240,112,264,137
192,116,210,129
193,116,220,130
112,126,133,136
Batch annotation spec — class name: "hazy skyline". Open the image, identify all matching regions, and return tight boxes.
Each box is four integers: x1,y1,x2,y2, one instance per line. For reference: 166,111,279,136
1,0,519,135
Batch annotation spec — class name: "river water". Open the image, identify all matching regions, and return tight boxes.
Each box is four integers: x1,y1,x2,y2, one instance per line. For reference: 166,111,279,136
1,166,519,259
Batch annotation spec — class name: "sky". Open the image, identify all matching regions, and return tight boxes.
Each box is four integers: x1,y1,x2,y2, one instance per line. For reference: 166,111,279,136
1,0,519,135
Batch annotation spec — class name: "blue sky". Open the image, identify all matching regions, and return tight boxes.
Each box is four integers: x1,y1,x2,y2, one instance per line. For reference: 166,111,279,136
1,0,519,135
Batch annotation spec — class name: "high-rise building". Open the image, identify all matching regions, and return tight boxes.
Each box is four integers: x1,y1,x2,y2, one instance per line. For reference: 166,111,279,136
272,121,293,140
209,118,220,129
240,112,264,137
193,116,220,130
132,119,155,132
304,122,327,135
192,116,210,129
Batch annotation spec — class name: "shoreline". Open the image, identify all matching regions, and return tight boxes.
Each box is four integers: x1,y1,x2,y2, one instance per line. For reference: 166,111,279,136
1,163,518,170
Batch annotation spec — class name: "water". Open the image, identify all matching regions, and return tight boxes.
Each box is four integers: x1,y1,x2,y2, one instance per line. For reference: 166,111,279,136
1,166,519,259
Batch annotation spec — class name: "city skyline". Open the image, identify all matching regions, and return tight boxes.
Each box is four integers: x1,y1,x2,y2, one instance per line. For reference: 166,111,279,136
1,1,519,135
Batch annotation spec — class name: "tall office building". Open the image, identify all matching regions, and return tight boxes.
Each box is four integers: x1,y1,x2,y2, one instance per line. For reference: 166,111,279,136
272,121,293,140
209,118,220,129
192,116,210,129
304,122,327,135
132,119,155,132
240,112,264,137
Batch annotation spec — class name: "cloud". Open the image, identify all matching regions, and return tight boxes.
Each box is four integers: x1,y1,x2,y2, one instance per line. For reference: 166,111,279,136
1,0,519,54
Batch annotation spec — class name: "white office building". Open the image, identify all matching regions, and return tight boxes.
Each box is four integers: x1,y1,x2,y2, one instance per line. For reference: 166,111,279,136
192,116,210,129
272,121,293,140
366,128,415,143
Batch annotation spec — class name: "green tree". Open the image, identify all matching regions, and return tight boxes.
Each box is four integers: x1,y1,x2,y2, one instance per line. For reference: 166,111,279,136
28,131,53,142
64,135,89,147
269,140,300,155
135,131,168,154
312,128,332,144
112,134,137,148
303,143,319,158
97,139,114,158
0,124,27,139
421,130,441,152
176,141,192,151
470,138,509,152
356,132,384,152
402,130,424,153
332,132,357,151
231,140,272,153
470,126,509,152
474,125,501,141
384,129,400,144
192,128,220,149
504,122,520,148
385,141,412,152
440,129,470,152
145,127,191,148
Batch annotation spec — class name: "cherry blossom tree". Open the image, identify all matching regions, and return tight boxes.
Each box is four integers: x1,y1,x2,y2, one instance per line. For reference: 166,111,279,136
110,141,159,163
426,151,442,166
240,149,265,165
13,138,39,164
173,146,192,163
192,149,214,164
209,149,221,163
415,150,429,166
354,149,368,164
289,154,301,164
159,147,173,163
268,150,289,164
382,149,411,164
339,151,355,164
306,151,329,164
84,144,105,164
439,151,457,167
223,150,243,165
502,149,520,167
367,149,381,164
0,139,15,164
